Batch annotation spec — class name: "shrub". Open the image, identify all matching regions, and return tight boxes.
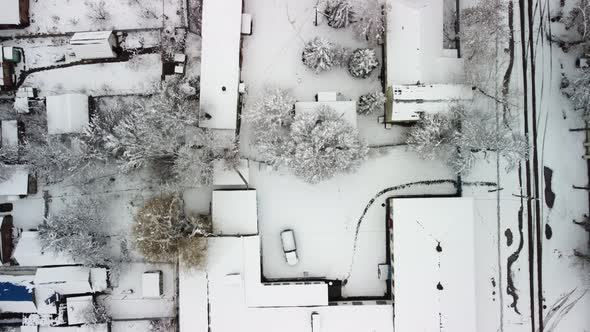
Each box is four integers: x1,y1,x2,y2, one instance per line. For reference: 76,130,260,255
302,37,344,73
357,91,386,115
348,48,379,78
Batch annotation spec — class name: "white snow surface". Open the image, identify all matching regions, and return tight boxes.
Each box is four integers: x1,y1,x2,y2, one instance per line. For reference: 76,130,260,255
211,190,258,235
1,120,19,146
0,166,28,197
198,0,242,130
13,231,75,267
46,94,89,135
0,0,21,25
213,159,249,187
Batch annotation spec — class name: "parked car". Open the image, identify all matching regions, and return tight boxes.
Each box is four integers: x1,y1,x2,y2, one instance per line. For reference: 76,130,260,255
280,229,298,266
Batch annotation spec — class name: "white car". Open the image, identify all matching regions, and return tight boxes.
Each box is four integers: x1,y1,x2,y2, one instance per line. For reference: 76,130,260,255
280,229,298,266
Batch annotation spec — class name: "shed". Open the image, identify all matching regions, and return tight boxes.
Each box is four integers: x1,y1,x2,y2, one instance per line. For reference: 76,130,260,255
199,0,243,129
35,266,107,295
295,101,357,128
0,274,36,313
212,190,258,235
390,197,478,331
66,295,94,325
13,231,76,266
1,120,19,146
46,94,89,134
0,215,14,264
142,271,163,298
70,31,117,60
0,0,29,28
0,165,29,199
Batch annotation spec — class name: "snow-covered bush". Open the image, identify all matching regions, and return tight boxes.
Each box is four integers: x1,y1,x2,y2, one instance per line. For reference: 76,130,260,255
565,0,590,41
348,48,379,78
80,301,111,324
85,0,110,23
287,105,368,183
562,68,590,114
302,37,344,73
407,103,529,174
324,0,355,29
351,0,386,45
38,197,113,267
357,91,386,115
132,194,210,267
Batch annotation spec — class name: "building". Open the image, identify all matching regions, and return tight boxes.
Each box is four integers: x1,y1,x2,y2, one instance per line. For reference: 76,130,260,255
0,0,30,29
0,274,36,313
390,197,478,331
70,31,118,60
384,0,472,123
66,296,94,325
198,0,243,130
0,215,14,264
35,266,108,296
46,94,89,135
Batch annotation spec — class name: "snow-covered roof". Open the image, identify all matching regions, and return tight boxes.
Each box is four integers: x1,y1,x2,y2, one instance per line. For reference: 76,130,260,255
1,120,19,146
35,266,93,295
141,272,161,298
198,0,243,130
66,295,94,325
37,324,108,332
385,0,464,85
179,267,208,332
70,31,117,60
46,94,89,135
295,101,357,128
213,159,249,186
0,0,21,25
0,274,36,313
392,84,474,101
212,190,258,235
0,165,28,197
13,231,76,266
391,197,477,332
242,236,328,308
34,284,58,315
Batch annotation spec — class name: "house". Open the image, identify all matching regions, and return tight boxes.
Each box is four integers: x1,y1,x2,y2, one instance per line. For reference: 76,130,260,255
390,197,478,331
0,165,30,201
70,31,118,60
0,0,30,29
211,190,258,236
46,94,89,135
198,0,243,130
384,0,473,123
0,274,36,313
34,266,108,296
0,215,14,264
13,231,76,266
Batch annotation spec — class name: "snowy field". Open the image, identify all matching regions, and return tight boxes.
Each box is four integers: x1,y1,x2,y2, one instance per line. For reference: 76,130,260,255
0,0,186,36
251,146,457,297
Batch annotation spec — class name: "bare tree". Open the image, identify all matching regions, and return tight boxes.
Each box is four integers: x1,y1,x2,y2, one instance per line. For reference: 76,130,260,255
132,194,210,267
85,0,111,23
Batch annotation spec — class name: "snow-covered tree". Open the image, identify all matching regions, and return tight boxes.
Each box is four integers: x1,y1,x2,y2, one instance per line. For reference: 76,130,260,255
407,103,528,174
565,0,590,41
562,67,590,114
132,194,210,267
348,48,379,78
357,91,386,115
38,197,113,267
242,88,296,166
150,319,176,332
324,0,355,29
287,105,368,183
302,37,344,73
80,301,111,324
351,0,386,45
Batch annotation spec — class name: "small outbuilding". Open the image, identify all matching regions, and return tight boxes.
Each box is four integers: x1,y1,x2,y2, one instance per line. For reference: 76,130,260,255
142,271,163,298
70,31,118,60
0,165,29,201
0,0,30,29
46,94,90,135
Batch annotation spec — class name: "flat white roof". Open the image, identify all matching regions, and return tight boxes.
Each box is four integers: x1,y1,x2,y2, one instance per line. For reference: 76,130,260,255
46,94,89,134
13,231,76,266
35,266,93,295
71,31,116,60
391,197,477,332
179,267,208,332
393,84,474,101
0,165,28,196
213,159,249,186
295,101,357,128
212,190,258,235
66,296,94,325
0,0,21,25
141,272,161,298
71,31,113,41
1,120,18,146
198,0,243,129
